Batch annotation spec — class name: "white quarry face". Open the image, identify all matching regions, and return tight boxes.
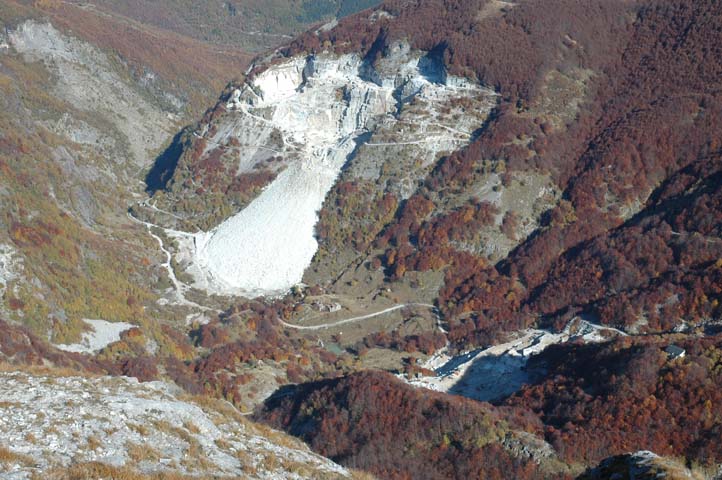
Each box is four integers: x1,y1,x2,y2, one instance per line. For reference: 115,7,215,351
184,51,490,297
0,244,19,286
406,318,627,403
251,56,307,103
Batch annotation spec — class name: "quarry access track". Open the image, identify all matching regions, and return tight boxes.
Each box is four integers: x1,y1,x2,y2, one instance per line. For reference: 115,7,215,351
279,303,440,331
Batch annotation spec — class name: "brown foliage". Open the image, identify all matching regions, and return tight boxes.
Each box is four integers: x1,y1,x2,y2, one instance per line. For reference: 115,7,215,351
256,370,557,480
416,0,722,345
0,319,104,374
504,335,722,466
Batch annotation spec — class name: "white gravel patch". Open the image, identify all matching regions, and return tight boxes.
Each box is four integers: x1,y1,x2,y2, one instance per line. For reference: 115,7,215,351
407,318,626,402
196,145,355,296
0,244,21,301
54,319,136,354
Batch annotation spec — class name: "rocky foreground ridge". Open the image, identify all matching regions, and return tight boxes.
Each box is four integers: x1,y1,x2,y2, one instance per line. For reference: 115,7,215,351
0,370,352,480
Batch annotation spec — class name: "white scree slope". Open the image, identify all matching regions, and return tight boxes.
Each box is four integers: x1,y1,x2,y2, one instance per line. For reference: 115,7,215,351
187,52,485,297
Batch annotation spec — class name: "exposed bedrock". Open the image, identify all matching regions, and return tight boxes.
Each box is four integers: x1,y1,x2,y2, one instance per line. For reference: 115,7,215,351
176,45,494,296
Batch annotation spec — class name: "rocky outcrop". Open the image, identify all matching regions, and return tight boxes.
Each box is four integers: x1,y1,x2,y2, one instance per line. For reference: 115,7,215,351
577,451,706,480
0,371,350,479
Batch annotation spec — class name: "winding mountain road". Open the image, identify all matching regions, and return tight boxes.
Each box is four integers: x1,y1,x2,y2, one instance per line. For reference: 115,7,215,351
126,211,217,313
279,303,440,331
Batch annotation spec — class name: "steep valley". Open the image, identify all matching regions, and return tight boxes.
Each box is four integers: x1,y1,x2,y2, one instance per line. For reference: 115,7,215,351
1,0,722,479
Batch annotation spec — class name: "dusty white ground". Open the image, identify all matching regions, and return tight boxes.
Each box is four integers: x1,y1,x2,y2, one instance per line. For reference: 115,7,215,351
408,318,626,402
54,319,136,354
0,372,350,479
175,51,489,297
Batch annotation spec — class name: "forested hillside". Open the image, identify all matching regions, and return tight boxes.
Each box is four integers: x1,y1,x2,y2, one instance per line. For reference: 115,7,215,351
1,0,721,478
275,0,722,346
250,0,722,477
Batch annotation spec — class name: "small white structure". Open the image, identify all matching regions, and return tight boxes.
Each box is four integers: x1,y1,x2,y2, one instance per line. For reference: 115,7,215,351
664,344,686,360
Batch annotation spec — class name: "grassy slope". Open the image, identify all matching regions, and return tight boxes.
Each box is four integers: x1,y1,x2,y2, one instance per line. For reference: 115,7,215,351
0,0,254,342
10,0,252,115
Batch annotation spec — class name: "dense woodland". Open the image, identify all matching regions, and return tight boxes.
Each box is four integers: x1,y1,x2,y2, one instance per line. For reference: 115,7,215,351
505,335,722,466
256,370,567,480
257,335,722,478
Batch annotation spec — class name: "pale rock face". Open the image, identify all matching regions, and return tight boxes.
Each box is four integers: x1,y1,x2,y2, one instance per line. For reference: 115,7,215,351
408,318,627,402
183,50,489,297
8,21,175,167
0,244,19,287
251,57,307,103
